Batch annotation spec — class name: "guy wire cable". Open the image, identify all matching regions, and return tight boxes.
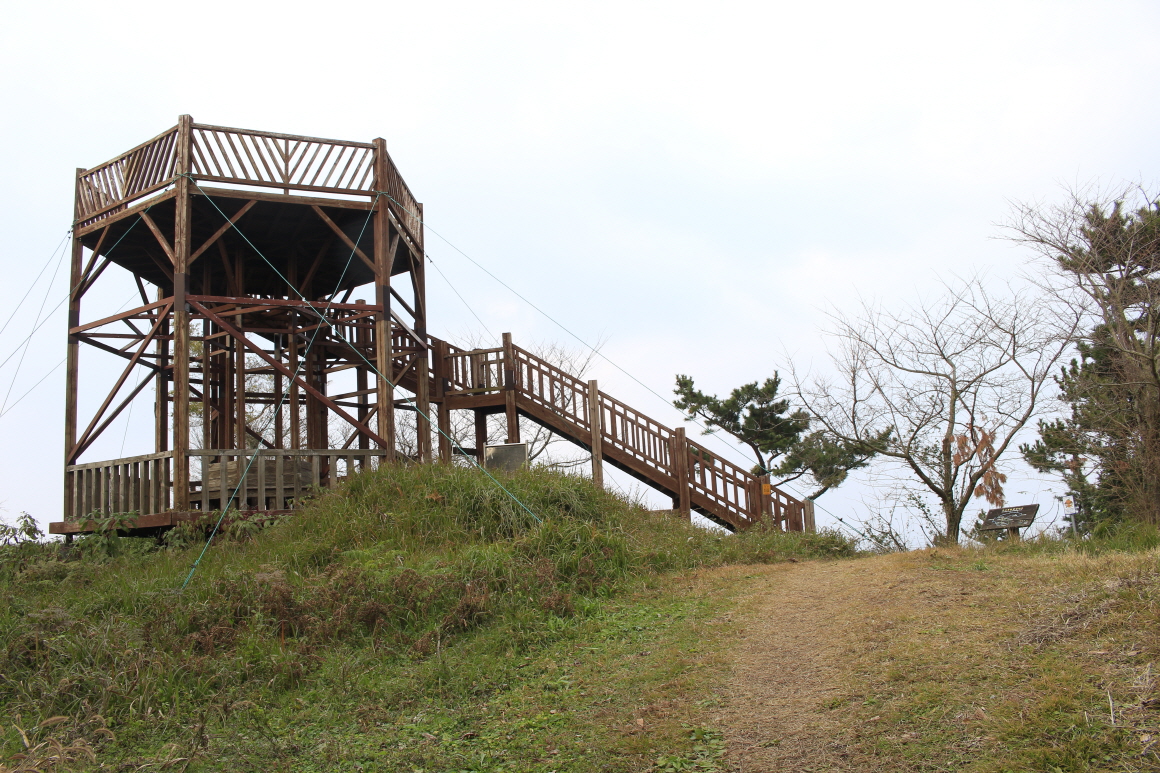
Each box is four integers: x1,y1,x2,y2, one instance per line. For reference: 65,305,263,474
180,186,543,590
377,192,816,502
0,230,71,338
427,253,498,345
0,214,149,426
181,193,381,590
185,178,543,531
2,231,72,411
0,215,146,372
0,359,66,419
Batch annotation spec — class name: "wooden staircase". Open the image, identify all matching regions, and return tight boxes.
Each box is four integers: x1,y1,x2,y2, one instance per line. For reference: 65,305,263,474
434,334,812,532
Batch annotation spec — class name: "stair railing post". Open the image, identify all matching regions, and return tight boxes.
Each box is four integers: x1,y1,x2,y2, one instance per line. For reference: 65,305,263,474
671,427,691,518
502,332,520,443
755,473,771,527
586,379,604,488
803,498,816,533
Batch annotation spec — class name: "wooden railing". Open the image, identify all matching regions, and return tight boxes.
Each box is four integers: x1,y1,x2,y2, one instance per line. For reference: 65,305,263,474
65,451,173,520
511,346,591,433
684,438,761,528
190,124,375,196
75,119,422,246
443,344,505,394
62,448,388,522
377,147,423,246
187,449,386,512
442,341,809,531
76,127,179,224
598,391,674,482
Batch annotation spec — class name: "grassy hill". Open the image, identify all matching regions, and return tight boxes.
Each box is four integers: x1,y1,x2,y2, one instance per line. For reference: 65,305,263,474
0,464,852,772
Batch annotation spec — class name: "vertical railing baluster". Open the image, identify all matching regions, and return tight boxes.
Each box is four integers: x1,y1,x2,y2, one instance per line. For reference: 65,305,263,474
275,452,285,510
219,453,230,513
256,451,267,511
200,453,209,512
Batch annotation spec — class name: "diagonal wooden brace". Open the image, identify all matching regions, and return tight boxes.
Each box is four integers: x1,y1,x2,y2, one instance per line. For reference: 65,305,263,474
189,300,391,448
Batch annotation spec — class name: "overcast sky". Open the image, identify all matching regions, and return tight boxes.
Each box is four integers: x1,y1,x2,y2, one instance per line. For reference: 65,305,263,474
2,1,1158,538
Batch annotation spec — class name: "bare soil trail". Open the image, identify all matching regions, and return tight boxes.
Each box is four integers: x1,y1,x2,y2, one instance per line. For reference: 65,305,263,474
714,552,1009,772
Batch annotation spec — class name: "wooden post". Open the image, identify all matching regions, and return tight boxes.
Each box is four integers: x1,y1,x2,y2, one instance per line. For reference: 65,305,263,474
234,321,246,450
413,238,431,464
803,499,816,533
63,173,84,518
756,473,771,525
416,354,432,463
502,332,520,443
171,114,193,510
474,410,488,463
372,138,395,462
274,338,285,449
355,302,369,453
587,379,603,488
671,427,691,517
434,340,452,462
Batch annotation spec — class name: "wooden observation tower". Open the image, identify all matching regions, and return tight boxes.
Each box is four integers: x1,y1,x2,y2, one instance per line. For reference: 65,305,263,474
52,116,812,537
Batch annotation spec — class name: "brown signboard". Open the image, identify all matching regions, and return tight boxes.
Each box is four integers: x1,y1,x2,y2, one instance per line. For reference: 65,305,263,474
979,504,1039,531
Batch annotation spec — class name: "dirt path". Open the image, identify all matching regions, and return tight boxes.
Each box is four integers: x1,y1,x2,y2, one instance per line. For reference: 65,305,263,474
716,555,952,772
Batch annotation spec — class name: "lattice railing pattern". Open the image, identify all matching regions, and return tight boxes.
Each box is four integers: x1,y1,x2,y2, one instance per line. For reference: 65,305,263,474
511,346,590,432
76,121,423,248
441,342,807,530
444,346,505,393
598,393,674,480
76,128,179,222
379,148,423,245
685,437,758,526
190,125,375,195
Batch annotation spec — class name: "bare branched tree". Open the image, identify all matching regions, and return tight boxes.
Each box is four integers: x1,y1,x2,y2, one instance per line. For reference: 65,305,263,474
795,276,1077,543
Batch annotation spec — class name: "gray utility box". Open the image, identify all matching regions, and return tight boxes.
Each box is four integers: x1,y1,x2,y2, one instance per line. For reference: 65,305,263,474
483,443,528,473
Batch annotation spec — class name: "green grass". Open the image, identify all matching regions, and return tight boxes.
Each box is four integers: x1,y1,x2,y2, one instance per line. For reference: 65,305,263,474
0,463,854,771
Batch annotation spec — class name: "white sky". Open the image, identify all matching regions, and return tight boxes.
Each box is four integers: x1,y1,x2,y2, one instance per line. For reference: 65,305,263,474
2,0,1158,539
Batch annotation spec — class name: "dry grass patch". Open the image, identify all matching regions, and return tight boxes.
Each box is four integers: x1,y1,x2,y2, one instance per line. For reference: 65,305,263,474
721,545,1160,772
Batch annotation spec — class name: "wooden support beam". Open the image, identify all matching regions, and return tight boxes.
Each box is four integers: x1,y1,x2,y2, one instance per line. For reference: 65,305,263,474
63,195,83,520
155,287,169,455
69,299,171,335
189,199,256,265
172,114,193,509
474,410,488,462
311,204,377,274
139,210,176,263
435,340,452,463
372,138,396,461
190,301,389,447
587,379,604,488
71,303,171,461
502,332,520,444
671,426,691,517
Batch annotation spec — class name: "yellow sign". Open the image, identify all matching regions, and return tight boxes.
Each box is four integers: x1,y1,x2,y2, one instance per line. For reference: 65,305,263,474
761,483,771,495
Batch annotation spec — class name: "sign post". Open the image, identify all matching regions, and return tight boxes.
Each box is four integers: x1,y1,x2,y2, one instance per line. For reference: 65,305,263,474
979,504,1039,540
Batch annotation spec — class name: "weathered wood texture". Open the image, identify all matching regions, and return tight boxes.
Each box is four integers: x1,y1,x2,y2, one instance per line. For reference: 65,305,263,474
441,339,809,533
56,118,808,537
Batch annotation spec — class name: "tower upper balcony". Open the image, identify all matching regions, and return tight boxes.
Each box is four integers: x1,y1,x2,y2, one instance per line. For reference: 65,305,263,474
73,115,422,297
